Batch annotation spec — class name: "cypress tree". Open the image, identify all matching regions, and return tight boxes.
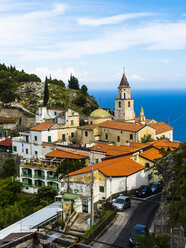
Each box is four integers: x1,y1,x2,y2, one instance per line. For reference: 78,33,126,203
43,77,49,106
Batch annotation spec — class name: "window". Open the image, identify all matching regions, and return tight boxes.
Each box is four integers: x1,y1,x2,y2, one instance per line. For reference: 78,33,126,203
71,120,74,125
22,148,24,152
105,133,108,139
121,131,123,134
35,151,38,156
95,158,99,163
124,93,126,99
48,136,51,142
13,146,17,152
99,186,105,192
34,136,37,141
117,136,120,142
54,111,57,116
26,148,28,154
145,163,150,168
85,131,88,137
72,112,74,116
130,134,133,140
118,101,121,108
71,132,74,138
26,136,29,142
128,101,130,107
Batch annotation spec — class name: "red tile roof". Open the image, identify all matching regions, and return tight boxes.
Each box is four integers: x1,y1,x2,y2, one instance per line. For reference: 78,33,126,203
99,120,145,132
45,150,88,159
0,139,12,147
30,122,55,131
0,118,17,123
140,147,163,162
149,122,173,134
67,155,144,177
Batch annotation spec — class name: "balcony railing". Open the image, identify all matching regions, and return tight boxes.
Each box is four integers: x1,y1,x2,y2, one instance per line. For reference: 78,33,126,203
23,183,34,187
21,173,32,178
34,175,45,179
47,176,58,181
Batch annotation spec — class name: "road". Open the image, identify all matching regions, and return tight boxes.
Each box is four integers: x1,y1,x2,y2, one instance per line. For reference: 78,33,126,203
95,193,161,248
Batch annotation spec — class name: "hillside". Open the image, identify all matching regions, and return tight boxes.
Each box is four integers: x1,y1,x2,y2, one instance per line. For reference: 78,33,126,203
155,143,186,229
0,63,98,116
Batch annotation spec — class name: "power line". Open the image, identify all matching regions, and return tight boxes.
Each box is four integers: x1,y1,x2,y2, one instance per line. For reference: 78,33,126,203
169,114,186,124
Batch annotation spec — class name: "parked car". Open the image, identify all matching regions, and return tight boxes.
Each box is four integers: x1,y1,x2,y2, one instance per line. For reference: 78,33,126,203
112,196,131,211
135,185,152,198
149,182,163,194
129,225,148,247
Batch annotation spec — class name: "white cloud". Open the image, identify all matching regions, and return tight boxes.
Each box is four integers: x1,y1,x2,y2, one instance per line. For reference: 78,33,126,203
32,67,89,83
77,12,154,26
129,74,145,81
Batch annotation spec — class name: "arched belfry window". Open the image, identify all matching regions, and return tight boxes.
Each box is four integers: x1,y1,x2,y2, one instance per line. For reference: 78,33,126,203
128,101,130,107
119,101,121,108
124,93,126,99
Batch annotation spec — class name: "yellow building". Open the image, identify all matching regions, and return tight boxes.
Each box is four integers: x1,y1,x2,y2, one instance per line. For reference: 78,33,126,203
98,120,155,145
76,109,111,146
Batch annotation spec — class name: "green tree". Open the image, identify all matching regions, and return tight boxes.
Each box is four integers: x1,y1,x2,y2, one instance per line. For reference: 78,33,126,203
81,85,88,95
68,74,80,90
74,94,87,107
56,159,85,179
141,134,154,143
2,157,17,177
29,74,41,82
37,186,57,203
43,77,49,106
137,233,170,248
6,180,23,194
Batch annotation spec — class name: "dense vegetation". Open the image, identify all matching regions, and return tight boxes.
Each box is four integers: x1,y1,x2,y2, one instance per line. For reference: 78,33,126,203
0,63,98,116
0,157,57,230
156,142,186,229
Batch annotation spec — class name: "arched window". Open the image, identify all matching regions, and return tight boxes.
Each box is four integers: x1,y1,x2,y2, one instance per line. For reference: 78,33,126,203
128,101,130,107
119,101,121,108
124,93,126,99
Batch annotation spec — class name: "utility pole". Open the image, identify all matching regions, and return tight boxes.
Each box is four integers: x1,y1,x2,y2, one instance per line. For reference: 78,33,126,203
110,176,112,202
90,153,94,227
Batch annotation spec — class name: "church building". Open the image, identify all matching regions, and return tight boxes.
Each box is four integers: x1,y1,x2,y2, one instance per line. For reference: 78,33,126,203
114,73,135,122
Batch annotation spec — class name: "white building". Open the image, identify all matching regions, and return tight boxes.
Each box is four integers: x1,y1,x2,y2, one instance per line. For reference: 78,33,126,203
12,122,58,159
64,155,148,212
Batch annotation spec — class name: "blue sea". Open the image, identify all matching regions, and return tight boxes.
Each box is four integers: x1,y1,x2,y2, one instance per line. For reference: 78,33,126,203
89,89,186,142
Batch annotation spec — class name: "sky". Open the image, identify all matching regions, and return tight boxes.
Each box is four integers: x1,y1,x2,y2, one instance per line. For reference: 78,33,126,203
1,0,186,89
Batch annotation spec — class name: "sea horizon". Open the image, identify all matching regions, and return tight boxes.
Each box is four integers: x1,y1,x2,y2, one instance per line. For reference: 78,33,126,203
89,89,186,142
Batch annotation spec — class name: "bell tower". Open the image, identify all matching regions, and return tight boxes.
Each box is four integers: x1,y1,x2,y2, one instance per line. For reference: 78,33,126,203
139,106,146,125
114,73,135,122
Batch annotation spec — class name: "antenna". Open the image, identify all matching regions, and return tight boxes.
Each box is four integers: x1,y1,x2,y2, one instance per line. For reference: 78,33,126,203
123,66,125,74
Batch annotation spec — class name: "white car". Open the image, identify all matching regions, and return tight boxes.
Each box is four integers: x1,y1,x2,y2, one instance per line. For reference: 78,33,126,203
112,196,131,211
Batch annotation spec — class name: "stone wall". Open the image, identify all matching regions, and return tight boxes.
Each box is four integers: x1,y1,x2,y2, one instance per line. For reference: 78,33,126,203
0,107,35,128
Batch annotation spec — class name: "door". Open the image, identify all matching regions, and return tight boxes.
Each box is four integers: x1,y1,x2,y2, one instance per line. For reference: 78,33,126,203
62,134,66,141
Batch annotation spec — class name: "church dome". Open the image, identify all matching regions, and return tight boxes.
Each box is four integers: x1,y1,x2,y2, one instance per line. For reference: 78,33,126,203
90,109,110,118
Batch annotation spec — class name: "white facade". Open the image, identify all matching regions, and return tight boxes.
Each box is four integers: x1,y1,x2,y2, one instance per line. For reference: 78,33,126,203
65,169,148,204
19,165,62,194
12,129,58,159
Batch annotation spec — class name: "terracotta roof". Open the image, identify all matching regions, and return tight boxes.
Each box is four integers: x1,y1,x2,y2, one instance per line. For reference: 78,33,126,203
30,122,55,131
91,143,139,156
0,139,12,147
140,147,163,162
99,120,145,132
149,122,173,134
0,118,17,123
42,142,55,147
45,150,88,159
119,73,130,87
67,155,144,177
78,124,98,130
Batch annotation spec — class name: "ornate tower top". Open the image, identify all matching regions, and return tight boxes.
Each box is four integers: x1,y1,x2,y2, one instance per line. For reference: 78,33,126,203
119,73,130,87
140,106,144,116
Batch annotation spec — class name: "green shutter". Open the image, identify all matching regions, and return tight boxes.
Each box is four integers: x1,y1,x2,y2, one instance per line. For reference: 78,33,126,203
48,136,51,142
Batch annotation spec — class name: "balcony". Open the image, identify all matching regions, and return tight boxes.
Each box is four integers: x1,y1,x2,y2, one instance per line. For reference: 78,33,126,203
47,176,58,181
21,173,32,178
34,174,45,179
